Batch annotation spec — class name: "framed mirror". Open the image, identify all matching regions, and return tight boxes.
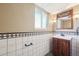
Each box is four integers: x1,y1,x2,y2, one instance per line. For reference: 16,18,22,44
56,9,73,29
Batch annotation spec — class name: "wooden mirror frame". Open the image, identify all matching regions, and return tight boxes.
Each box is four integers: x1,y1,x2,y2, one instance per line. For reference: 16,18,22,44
57,9,73,29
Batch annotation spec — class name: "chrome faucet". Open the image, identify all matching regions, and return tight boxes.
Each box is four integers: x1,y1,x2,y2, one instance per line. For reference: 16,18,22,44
76,27,79,35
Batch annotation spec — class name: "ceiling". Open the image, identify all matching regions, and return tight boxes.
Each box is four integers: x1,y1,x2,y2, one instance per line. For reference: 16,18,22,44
35,3,78,14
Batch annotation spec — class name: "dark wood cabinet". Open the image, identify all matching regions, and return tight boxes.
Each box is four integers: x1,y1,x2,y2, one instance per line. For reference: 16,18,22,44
52,37,70,56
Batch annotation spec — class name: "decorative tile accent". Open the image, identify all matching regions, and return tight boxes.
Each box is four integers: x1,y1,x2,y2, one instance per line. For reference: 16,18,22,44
0,31,78,39
0,31,53,39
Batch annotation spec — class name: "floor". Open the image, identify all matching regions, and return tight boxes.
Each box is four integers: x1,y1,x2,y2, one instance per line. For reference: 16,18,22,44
45,52,53,56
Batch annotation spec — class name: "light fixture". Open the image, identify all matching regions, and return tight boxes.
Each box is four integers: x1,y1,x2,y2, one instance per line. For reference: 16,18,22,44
49,20,56,24
73,14,79,18
53,20,57,22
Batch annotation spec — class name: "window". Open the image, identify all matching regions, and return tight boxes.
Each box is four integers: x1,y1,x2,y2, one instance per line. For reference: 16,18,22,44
35,8,41,28
35,7,48,29
42,11,48,29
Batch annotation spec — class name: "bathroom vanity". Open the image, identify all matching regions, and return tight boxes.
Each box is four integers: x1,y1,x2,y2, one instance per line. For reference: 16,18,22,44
52,35,71,56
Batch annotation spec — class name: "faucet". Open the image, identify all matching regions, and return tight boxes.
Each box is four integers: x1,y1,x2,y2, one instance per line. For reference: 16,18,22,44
60,33,64,36
76,27,79,35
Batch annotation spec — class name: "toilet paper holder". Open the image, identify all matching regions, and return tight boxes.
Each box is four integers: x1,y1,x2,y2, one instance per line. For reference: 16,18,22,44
25,43,33,47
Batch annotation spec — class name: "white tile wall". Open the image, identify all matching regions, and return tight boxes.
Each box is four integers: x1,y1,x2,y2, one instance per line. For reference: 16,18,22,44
8,38,16,53
71,37,79,56
0,33,53,56
22,36,29,56
71,38,77,56
0,39,7,55
22,48,28,56
16,49,23,56
16,38,23,50
76,38,79,56
8,51,16,56
1,54,7,56
22,34,52,56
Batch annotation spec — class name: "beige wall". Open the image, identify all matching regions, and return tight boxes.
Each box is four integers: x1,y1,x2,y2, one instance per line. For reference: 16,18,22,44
0,3,35,32
0,3,53,32
47,14,57,31
73,4,79,31
73,4,79,15
2,4,78,32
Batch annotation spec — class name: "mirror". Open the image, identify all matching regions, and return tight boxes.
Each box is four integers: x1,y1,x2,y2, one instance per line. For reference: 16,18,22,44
56,9,73,29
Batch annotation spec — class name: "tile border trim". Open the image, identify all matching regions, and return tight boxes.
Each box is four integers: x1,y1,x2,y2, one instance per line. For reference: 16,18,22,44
0,31,53,39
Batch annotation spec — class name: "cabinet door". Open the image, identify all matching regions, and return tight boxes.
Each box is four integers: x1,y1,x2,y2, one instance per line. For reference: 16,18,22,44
53,38,57,56
53,38,70,56
57,39,63,56
62,40,70,56
53,38,63,56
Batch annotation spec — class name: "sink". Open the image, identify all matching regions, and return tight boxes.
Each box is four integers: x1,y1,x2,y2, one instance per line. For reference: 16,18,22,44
53,34,73,40
60,33,65,36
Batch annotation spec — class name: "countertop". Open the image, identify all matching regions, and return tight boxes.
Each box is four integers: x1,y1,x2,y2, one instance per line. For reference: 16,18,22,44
52,34,79,40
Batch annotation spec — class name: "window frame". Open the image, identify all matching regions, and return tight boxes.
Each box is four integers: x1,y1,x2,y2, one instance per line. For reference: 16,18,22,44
35,7,48,30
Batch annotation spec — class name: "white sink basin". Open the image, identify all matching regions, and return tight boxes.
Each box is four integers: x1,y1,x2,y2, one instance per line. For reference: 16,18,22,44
53,34,74,40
